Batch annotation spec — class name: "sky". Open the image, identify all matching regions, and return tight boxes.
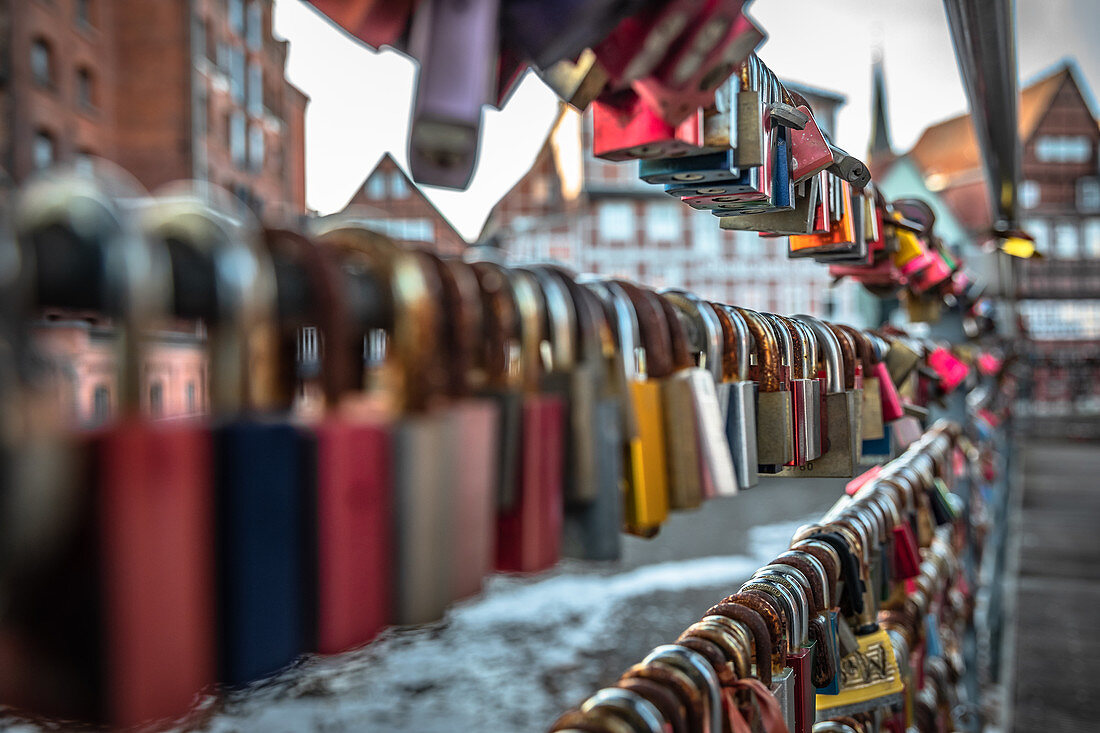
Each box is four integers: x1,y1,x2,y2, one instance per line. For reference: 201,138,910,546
272,0,1100,241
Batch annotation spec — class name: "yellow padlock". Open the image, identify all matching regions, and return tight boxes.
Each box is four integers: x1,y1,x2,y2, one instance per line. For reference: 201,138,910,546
815,625,905,718
616,281,672,535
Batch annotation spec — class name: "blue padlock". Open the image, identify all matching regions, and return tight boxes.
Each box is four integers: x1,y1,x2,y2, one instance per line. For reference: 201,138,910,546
639,149,738,185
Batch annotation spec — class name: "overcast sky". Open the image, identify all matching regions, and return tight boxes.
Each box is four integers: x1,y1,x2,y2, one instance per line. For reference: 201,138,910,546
272,0,1100,240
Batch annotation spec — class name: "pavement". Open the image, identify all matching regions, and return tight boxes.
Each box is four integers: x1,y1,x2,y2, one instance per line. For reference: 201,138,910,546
1006,440,1100,733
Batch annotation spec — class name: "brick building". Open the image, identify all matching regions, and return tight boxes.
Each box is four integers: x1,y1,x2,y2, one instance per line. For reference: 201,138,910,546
348,81,865,321
341,154,467,254
0,0,307,219
905,60,1099,257
0,0,308,424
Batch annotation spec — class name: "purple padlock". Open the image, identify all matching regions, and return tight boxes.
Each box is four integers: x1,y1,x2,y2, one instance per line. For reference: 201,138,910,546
408,0,499,189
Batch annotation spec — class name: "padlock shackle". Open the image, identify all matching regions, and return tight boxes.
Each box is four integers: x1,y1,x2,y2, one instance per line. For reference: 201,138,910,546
502,268,545,394
616,280,675,379
316,222,440,412
522,265,577,373
470,260,521,391
735,308,780,391
581,277,641,381
431,256,484,397
763,313,801,379
660,289,723,382
145,192,278,415
794,315,844,394
18,172,172,415
643,645,723,733
825,323,859,390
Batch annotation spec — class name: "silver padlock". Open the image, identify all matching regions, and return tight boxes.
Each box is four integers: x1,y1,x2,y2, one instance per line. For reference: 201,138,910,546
714,304,759,488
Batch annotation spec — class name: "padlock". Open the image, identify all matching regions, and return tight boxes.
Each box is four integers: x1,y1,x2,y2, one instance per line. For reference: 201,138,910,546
633,0,765,126
833,325,883,449
592,90,706,161
815,624,905,719
495,267,565,573
536,267,623,561
709,303,758,488
615,677,691,733
719,174,818,234
867,333,904,424
776,316,862,477
620,663,704,733
774,550,840,691
186,217,314,688
618,282,699,510
427,256,500,600
537,48,610,111
640,148,740,186
753,565,818,733
592,0,707,87
659,290,738,498
584,279,669,536
768,314,821,465
883,334,923,387
731,583,798,733
11,174,215,726
407,0,499,189
788,100,834,184
927,345,969,395
735,308,793,468
644,645,724,733
324,224,457,626
468,259,524,517
582,687,667,732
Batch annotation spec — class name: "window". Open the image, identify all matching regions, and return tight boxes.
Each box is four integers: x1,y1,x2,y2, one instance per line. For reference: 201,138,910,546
228,0,244,36
230,111,246,166
1020,180,1040,209
1078,178,1100,213
149,382,164,416
31,38,52,87
645,202,681,241
228,46,245,102
1085,219,1100,258
247,61,262,115
75,0,93,28
93,385,110,423
1054,221,1080,258
366,174,386,200
357,218,433,242
186,382,197,412
248,123,264,172
33,130,55,170
598,202,632,241
389,171,409,199
693,210,720,255
246,1,263,50
1023,218,1049,255
76,67,94,108
1034,135,1092,164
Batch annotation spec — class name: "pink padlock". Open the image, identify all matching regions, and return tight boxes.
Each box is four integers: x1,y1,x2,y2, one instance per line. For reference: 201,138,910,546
874,360,904,422
928,346,969,394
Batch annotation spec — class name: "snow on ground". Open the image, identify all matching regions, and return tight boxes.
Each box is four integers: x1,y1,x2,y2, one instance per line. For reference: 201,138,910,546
194,518,809,733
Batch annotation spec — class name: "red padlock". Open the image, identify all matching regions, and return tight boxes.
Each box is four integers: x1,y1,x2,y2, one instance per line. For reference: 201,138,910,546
633,0,765,126
494,269,565,573
592,90,706,161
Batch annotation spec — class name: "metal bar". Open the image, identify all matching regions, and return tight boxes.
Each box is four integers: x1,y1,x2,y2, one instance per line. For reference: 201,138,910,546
942,0,1021,231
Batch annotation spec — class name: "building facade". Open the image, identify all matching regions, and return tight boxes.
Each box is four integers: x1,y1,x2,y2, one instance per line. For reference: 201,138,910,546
1,0,307,219
342,154,467,254
0,0,308,425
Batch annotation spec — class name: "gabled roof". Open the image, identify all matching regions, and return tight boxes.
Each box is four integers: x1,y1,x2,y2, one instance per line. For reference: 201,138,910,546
907,61,1078,180
344,152,468,242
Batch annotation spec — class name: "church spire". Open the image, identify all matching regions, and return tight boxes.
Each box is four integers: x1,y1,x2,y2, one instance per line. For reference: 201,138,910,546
868,52,895,175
